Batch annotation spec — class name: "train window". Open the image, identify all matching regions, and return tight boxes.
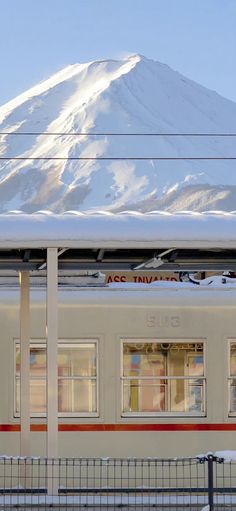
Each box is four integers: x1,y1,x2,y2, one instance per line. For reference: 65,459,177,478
15,341,98,417
121,340,205,416
229,343,236,415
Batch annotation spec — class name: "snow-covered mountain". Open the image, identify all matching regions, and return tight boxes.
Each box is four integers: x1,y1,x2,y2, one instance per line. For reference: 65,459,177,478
0,54,236,213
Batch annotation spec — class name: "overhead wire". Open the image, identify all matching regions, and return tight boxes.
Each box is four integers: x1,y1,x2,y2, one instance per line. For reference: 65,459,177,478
0,157,236,161
1,132,236,160
1,132,236,136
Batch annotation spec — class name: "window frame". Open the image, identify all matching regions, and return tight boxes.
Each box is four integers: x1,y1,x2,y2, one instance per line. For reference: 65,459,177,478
14,339,99,418
120,338,206,418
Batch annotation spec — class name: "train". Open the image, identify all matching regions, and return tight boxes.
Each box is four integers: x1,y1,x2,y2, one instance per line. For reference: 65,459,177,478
0,279,236,459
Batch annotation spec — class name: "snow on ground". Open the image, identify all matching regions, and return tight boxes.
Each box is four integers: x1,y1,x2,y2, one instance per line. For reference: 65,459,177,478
0,54,236,213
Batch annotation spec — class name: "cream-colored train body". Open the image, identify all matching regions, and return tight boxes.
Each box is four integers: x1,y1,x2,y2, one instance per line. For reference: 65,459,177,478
0,283,235,459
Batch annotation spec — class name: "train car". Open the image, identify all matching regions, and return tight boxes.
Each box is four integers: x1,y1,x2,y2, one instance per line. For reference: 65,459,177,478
0,279,236,459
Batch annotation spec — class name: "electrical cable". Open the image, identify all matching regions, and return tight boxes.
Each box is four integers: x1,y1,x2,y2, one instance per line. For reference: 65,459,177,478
1,132,236,136
0,157,236,161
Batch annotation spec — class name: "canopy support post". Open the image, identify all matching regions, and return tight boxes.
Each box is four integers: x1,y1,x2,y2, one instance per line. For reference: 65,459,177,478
19,271,30,457
46,248,58,494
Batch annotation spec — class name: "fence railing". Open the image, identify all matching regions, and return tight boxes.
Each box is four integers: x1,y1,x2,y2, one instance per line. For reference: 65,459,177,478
0,454,235,509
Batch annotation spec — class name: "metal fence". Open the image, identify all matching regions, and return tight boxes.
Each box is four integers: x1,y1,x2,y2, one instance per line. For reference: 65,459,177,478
0,454,235,509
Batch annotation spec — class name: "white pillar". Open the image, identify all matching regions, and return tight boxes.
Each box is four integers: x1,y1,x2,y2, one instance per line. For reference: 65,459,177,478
46,248,58,494
19,271,30,457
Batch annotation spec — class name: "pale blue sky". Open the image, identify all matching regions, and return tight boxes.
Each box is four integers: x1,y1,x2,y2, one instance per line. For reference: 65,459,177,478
1,0,235,106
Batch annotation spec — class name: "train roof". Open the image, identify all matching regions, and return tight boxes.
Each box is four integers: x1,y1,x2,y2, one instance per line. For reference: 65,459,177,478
1,277,236,309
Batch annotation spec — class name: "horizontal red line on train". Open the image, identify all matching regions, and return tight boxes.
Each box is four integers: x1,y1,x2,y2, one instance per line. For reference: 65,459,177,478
0,424,236,432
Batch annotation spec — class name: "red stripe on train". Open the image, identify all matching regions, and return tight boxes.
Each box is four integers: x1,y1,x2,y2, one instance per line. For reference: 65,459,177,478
0,423,236,432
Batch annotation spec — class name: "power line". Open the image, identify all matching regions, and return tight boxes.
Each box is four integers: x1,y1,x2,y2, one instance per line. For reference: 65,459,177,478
1,157,236,161
1,131,236,160
1,132,236,137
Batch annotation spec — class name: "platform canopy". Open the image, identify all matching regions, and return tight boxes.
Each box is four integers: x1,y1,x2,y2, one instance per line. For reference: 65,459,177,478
3,209,236,468
0,210,236,272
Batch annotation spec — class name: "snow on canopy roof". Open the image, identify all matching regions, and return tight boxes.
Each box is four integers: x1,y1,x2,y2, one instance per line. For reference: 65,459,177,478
0,210,236,249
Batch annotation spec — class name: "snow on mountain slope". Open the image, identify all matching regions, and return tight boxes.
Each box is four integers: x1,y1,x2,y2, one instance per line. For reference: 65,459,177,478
0,54,236,213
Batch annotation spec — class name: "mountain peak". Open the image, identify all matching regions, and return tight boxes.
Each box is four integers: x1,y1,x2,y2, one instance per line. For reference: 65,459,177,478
125,53,144,61
0,56,236,213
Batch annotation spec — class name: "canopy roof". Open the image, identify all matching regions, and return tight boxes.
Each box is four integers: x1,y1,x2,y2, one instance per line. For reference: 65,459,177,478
1,210,236,248
0,211,236,272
